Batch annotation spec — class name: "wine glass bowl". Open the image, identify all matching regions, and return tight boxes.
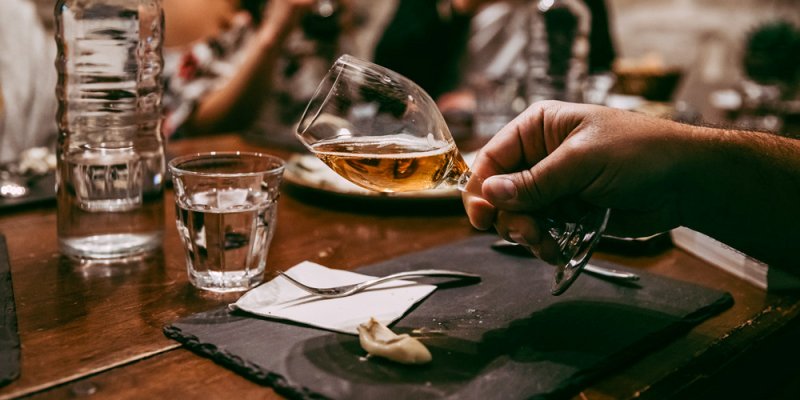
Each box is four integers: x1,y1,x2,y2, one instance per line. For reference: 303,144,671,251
296,54,609,295
296,55,468,193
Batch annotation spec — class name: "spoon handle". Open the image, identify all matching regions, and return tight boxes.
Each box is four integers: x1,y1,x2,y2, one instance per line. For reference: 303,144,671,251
490,239,641,283
583,264,640,281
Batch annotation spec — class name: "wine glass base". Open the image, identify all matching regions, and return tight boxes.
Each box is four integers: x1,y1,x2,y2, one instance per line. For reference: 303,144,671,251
550,209,611,295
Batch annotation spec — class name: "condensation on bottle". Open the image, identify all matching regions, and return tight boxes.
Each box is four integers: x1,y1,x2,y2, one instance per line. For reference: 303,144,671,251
525,0,591,103
55,0,165,260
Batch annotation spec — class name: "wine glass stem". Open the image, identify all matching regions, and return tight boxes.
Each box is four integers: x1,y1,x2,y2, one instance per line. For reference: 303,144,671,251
454,168,609,257
455,169,480,197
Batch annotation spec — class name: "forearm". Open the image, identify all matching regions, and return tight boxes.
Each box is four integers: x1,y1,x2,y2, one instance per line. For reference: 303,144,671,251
187,30,283,134
680,126,800,268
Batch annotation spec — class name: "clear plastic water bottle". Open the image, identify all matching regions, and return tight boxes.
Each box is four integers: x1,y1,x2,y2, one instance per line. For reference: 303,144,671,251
55,0,165,260
525,0,591,103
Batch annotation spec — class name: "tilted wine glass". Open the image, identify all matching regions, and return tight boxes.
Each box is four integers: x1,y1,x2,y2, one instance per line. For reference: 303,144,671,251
296,54,609,295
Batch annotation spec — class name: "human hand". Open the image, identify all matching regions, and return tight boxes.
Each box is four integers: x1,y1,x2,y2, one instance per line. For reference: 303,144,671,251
463,101,694,262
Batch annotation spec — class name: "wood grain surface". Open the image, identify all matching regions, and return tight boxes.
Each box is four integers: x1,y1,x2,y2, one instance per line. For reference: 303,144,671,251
1,134,798,400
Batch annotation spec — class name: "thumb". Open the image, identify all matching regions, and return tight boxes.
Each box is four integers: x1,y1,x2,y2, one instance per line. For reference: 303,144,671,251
482,144,588,212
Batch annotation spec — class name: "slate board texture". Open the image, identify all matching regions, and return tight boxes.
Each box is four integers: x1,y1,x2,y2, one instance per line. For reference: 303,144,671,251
165,234,733,399
0,234,21,386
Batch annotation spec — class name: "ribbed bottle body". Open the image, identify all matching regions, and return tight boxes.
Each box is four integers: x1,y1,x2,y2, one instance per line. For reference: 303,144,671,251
55,0,165,260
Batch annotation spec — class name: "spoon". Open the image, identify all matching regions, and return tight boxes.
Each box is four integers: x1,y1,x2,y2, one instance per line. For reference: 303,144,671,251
490,239,640,283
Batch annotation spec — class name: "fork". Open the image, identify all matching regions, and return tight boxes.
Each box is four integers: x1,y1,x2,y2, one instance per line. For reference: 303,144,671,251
278,269,481,299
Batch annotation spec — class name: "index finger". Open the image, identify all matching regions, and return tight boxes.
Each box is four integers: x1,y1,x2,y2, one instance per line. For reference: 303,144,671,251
471,101,584,180
463,102,554,229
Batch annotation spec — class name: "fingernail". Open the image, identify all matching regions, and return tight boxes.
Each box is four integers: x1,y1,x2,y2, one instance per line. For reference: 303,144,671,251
487,176,517,201
509,232,529,246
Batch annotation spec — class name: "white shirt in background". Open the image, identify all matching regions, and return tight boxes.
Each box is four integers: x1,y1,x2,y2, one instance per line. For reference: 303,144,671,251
0,0,58,163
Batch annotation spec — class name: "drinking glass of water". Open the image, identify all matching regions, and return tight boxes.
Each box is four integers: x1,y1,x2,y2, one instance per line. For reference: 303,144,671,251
168,152,285,292
296,55,609,295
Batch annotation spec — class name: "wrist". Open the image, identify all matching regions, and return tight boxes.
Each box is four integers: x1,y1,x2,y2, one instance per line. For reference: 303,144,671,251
673,124,727,228
253,26,282,55
254,11,299,53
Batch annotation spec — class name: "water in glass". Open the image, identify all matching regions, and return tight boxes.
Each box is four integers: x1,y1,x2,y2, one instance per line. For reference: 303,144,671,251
175,188,277,292
169,152,284,292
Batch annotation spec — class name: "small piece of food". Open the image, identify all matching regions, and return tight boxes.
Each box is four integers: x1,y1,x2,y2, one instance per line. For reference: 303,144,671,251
357,318,432,365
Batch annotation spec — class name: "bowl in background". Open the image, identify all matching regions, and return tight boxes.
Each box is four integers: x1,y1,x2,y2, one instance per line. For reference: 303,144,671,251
613,67,684,102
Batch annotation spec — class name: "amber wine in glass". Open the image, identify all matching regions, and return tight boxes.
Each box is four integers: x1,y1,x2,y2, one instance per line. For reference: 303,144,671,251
309,136,469,193
297,55,608,295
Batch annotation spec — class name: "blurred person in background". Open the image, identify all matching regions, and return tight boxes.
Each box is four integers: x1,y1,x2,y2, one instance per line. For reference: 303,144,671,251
374,0,616,112
161,0,616,143
373,0,491,102
0,0,58,164
163,0,357,143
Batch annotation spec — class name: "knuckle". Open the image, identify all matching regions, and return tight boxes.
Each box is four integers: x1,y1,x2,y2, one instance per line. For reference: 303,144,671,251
515,169,547,209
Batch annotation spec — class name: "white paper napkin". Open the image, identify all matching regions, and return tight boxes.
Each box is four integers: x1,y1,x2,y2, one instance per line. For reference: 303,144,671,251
231,261,437,335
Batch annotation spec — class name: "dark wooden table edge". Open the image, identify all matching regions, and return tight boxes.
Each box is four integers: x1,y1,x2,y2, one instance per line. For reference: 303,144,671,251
17,280,798,400
0,234,21,388
11,291,800,400
0,344,181,400
20,298,799,400
632,296,800,399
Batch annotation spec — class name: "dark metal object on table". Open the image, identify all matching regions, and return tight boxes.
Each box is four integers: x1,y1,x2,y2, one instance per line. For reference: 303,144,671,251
0,234,21,386
490,239,640,283
596,232,673,255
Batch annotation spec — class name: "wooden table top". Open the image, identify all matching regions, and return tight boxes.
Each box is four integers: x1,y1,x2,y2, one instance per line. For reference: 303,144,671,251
1,134,798,400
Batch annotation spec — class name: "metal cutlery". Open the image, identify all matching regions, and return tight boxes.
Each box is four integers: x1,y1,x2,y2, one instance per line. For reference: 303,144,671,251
278,269,481,298
490,239,640,283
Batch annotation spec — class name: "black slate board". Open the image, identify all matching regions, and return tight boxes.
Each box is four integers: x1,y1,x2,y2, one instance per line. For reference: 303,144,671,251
165,234,733,399
0,234,21,386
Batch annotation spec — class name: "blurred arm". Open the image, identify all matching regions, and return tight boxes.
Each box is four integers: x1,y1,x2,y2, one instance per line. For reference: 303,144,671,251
187,0,313,134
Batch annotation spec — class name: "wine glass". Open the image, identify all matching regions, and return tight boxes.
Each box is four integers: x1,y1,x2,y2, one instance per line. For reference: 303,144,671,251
296,54,609,295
